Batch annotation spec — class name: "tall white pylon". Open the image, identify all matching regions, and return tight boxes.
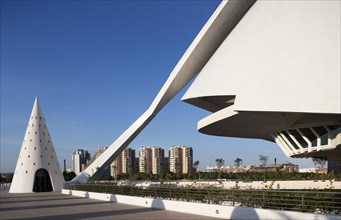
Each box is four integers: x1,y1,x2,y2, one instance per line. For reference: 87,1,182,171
10,97,64,193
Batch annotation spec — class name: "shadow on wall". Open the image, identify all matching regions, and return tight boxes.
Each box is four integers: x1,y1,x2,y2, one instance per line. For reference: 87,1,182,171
151,198,165,210
231,207,259,220
109,194,117,203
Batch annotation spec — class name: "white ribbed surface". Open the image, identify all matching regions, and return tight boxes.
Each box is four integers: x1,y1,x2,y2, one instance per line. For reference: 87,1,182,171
9,97,64,193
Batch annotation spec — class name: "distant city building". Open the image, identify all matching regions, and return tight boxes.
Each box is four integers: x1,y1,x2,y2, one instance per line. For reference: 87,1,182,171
163,157,170,173
246,162,299,173
110,155,122,178
139,146,165,175
281,162,299,172
299,167,327,174
151,147,164,175
134,157,139,173
205,166,245,173
315,168,328,174
206,162,299,173
86,145,193,178
72,149,91,174
169,146,193,174
122,148,136,173
139,147,153,174
299,168,316,173
111,148,137,178
169,146,182,174
182,146,193,174
88,146,107,165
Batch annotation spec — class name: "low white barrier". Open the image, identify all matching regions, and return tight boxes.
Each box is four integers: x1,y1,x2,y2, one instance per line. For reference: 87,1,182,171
61,189,339,220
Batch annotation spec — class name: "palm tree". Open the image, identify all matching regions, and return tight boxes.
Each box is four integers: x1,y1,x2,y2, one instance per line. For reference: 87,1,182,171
312,156,327,169
193,160,200,179
259,154,269,166
215,158,224,169
215,158,225,179
193,160,200,171
234,158,243,168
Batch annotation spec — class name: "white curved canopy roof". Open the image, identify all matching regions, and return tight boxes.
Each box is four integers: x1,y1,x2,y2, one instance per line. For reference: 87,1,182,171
183,0,341,114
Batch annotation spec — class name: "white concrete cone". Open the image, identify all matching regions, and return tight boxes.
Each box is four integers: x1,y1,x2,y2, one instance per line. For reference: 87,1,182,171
9,97,64,193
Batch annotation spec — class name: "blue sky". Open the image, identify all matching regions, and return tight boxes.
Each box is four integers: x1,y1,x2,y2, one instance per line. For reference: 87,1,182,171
1,0,314,173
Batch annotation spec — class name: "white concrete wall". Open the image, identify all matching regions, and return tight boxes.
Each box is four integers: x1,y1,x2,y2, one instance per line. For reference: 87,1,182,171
61,189,339,220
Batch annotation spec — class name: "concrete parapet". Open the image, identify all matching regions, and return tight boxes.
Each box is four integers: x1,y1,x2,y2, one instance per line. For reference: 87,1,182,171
62,189,340,220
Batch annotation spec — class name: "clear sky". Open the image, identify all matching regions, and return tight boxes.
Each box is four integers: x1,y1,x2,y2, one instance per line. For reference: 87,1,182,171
1,0,315,173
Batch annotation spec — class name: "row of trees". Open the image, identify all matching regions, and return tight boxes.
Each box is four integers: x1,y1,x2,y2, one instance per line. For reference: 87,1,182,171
213,155,327,169
1,156,329,183
214,155,268,170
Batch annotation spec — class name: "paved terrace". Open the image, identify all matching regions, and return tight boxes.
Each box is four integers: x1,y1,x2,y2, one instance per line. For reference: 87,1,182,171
0,188,221,219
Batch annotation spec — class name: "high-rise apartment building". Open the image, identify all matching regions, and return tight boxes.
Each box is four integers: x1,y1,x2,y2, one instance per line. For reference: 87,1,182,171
182,146,193,174
109,146,192,177
111,148,136,177
163,157,170,173
72,149,91,174
110,154,122,178
134,157,139,173
169,146,182,174
152,147,164,175
123,148,136,173
139,146,165,175
139,147,153,174
169,146,193,174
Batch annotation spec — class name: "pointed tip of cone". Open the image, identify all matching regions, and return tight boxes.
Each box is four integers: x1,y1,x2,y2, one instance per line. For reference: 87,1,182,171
34,97,40,106
31,96,42,118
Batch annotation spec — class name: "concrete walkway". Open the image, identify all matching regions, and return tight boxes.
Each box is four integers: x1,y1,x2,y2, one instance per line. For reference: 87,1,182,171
0,188,221,219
